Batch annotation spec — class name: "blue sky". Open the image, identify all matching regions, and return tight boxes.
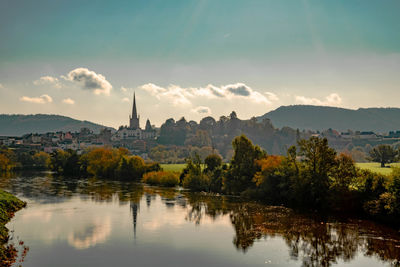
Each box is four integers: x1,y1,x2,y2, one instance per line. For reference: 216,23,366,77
1,0,400,128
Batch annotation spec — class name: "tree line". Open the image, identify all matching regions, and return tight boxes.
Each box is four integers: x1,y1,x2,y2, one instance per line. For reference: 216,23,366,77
178,135,400,224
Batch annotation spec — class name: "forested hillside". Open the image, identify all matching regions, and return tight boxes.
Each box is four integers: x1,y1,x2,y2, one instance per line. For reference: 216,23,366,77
154,111,301,160
259,105,400,132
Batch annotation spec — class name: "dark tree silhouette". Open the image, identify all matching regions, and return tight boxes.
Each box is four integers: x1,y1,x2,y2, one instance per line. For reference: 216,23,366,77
368,144,398,167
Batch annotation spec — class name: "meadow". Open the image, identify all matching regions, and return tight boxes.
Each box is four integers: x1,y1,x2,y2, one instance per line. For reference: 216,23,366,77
161,163,400,175
160,164,186,172
356,162,400,175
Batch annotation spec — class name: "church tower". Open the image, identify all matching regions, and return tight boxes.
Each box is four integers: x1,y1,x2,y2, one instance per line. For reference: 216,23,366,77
129,92,140,129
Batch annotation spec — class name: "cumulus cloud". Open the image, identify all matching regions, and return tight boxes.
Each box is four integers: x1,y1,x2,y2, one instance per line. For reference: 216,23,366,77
225,83,251,96
122,97,130,102
141,83,191,105
140,82,272,106
33,76,62,89
66,68,112,95
121,86,128,92
0,83,3,89
295,93,342,106
20,94,53,104
191,106,211,115
62,98,75,105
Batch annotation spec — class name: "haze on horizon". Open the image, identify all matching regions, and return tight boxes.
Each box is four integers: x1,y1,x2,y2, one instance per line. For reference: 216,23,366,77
1,0,399,128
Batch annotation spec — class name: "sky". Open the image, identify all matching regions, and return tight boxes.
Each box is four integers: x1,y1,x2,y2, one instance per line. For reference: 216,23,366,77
1,0,400,128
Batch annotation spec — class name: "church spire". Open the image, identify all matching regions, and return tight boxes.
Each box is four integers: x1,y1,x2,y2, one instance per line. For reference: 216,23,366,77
132,91,137,119
129,91,140,129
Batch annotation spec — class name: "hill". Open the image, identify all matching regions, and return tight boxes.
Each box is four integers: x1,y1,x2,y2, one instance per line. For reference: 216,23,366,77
259,105,400,132
0,114,113,136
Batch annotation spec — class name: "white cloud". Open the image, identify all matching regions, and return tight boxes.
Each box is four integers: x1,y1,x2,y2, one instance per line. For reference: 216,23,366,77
295,93,342,106
62,98,75,105
191,106,211,115
121,86,128,92
122,97,129,102
0,83,3,89
33,76,62,89
20,94,53,104
264,92,279,101
140,82,272,106
66,68,112,95
141,83,191,106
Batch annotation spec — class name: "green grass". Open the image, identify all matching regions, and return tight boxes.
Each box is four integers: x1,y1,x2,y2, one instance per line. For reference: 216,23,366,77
356,162,400,175
0,190,26,243
160,164,186,172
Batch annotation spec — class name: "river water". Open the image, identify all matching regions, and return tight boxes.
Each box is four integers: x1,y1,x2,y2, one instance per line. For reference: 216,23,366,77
1,172,400,267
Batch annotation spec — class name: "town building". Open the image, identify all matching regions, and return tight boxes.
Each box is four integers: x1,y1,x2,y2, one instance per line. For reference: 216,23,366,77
111,92,156,142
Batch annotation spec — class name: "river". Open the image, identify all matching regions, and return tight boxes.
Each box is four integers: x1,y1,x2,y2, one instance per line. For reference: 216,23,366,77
1,172,400,267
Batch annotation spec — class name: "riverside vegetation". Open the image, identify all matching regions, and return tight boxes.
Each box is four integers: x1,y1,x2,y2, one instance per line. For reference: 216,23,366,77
1,135,400,226
0,189,27,266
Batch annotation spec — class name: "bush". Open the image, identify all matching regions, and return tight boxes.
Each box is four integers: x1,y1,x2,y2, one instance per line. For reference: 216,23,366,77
182,172,210,192
142,171,180,187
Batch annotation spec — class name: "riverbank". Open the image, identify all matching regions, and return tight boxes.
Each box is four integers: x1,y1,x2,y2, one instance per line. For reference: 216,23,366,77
0,189,26,263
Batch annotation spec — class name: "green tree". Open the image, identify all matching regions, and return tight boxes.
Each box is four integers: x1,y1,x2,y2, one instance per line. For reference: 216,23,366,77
368,144,398,167
204,154,222,172
298,137,336,208
223,135,265,194
204,154,224,193
182,154,210,191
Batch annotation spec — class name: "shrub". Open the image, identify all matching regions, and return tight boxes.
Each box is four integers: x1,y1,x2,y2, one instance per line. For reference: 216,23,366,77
182,172,210,192
142,171,179,187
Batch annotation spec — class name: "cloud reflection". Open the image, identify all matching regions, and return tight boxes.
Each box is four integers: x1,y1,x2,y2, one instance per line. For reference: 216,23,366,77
68,217,111,249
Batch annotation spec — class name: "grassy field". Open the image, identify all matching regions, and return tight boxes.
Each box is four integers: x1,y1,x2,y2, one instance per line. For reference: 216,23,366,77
161,162,400,175
160,164,186,172
356,162,400,175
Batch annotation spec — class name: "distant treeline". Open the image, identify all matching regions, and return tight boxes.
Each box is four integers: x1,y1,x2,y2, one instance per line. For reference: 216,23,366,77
152,111,400,163
156,112,301,160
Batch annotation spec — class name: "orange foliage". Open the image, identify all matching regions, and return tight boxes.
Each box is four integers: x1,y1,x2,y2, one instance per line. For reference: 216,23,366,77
253,155,283,186
256,155,283,172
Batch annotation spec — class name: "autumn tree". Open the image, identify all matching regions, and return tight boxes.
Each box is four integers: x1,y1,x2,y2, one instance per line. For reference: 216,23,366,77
33,151,50,168
0,148,15,172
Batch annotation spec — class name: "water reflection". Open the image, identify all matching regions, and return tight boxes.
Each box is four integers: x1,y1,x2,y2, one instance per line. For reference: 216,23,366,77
1,172,400,267
67,216,111,249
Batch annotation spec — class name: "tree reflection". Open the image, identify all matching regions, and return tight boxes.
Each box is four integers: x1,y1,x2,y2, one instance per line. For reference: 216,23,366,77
184,194,400,267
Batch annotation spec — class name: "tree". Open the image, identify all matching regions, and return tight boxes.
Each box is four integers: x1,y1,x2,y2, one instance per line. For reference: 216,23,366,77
182,154,210,191
0,148,16,172
204,154,222,172
298,137,337,208
223,135,265,194
204,154,224,193
33,151,50,168
331,153,357,191
368,144,398,167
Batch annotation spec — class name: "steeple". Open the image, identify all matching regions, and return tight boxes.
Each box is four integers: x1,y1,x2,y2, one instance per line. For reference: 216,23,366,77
129,91,140,129
132,92,137,119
